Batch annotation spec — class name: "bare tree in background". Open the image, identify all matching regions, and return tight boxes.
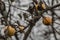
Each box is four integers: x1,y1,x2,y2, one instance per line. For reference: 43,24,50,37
0,0,60,40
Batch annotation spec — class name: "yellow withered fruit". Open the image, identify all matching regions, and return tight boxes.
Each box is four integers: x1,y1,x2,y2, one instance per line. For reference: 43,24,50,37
35,4,39,10
19,26,24,31
7,26,16,36
43,17,52,25
5,26,16,36
42,3,46,9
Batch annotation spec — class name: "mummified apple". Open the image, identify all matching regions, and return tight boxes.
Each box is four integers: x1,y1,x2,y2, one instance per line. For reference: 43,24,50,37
4,26,16,36
19,25,24,30
43,17,52,25
41,3,46,9
35,3,39,10
19,25,25,33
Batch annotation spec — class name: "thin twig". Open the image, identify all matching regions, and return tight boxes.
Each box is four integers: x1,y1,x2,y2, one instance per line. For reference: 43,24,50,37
23,3,60,40
51,10,58,40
